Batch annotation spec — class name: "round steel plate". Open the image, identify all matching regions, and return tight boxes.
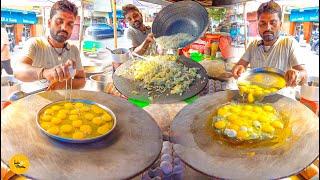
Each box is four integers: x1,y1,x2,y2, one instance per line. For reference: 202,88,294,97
36,99,117,144
238,67,286,96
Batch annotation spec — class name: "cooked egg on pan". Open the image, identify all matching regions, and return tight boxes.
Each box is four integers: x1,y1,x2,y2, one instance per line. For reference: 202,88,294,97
212,103,285,141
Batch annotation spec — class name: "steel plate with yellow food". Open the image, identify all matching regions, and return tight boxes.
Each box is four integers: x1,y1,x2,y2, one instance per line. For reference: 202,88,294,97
36,99,116,143
237,67,286,103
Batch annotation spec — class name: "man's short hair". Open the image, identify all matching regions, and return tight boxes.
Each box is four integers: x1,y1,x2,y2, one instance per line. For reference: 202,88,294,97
257,0,282,20
122,4,140,17
50,0,78,19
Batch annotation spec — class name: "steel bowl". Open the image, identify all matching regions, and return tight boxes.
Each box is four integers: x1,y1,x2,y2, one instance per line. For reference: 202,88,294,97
152,1,209,48
110,48,130,63
36,99,117,143
89,74,109,92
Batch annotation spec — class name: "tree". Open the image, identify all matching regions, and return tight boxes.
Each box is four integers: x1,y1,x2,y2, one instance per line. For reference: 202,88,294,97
207,8,227,22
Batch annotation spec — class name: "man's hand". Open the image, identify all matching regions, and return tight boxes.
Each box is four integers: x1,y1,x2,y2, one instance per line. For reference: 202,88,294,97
232,64,246,79
285,69,301,87
43,59,75,82
46,81,63,91
145,33,155,45
134,33,155,55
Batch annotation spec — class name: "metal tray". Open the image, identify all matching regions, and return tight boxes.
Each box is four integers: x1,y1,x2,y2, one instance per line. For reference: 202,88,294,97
36,99,117,143
151,1,209,48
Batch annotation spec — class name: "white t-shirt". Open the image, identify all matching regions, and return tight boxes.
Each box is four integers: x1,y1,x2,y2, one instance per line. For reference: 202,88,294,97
125,25,151,49
241,36,304,72
20,36,83,70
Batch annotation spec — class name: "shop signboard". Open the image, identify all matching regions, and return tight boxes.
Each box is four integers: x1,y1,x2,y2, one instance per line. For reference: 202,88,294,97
107,10,124,19
290,7,319,22
1,9,37,24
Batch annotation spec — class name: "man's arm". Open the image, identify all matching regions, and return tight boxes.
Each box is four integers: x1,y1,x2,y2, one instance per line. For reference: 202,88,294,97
47,69,86,90
231,41,253,79
286,38,308,87
1,44,8,52
14,56,86,89
13,56,44,82
231,59,250,78
285,65,307,87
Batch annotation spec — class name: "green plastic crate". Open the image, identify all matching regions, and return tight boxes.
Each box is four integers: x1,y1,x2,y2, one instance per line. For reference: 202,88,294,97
190,52,204,62
83,40,104,52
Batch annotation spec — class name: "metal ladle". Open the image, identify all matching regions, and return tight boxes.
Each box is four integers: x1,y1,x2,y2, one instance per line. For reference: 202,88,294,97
131,52,148,60
9,87,47,101
106,46,114,53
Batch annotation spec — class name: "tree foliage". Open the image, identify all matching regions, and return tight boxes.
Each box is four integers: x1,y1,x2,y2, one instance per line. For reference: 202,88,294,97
207,8,227,22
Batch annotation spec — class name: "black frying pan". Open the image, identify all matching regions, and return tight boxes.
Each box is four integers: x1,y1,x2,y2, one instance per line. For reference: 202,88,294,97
112,56,208,104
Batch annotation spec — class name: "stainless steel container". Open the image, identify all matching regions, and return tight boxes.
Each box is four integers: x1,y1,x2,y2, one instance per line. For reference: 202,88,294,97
88,74,109,92
301,76,319,101
1,76,22,101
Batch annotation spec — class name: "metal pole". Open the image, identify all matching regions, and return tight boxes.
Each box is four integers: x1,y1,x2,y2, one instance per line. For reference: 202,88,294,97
112,0,118,49
281,5,285,33
243,2,247,50
42,7,46,36
79,2,85,52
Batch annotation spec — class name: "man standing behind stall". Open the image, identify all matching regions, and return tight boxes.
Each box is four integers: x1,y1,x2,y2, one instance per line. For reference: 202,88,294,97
232,0,307,87
122,4,155,55
13,0,85,90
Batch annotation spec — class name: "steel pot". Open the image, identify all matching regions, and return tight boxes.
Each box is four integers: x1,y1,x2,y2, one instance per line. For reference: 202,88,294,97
88,74,109,92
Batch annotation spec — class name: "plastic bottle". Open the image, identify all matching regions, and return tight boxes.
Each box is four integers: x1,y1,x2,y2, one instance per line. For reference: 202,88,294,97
204,41,211,60
211,42,219,58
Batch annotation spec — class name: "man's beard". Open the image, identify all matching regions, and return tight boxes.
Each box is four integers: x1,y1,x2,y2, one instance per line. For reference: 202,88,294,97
50,29,68,43
131,19,143,29
261,30,279,42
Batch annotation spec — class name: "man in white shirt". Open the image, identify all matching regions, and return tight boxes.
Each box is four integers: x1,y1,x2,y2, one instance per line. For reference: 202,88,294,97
1,27,13,76
232,0,307,87
13,0,85,90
